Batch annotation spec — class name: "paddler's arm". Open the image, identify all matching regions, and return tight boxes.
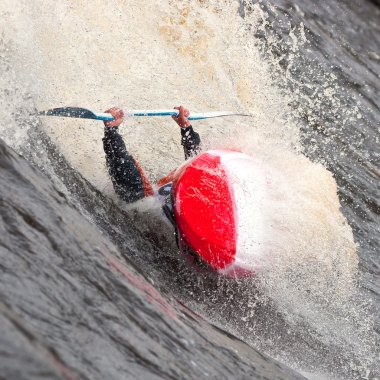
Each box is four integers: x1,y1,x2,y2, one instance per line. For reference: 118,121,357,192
102,107,153,203
172,105,201,160
180,125,201,160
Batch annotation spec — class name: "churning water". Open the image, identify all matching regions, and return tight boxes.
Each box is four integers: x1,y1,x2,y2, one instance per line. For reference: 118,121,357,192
0,1,379,379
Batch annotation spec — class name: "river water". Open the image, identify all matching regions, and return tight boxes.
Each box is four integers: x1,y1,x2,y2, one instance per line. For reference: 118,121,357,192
0,1,379,379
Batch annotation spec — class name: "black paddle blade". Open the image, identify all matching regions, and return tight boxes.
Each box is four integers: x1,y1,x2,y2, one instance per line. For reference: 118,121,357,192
38,107,98,119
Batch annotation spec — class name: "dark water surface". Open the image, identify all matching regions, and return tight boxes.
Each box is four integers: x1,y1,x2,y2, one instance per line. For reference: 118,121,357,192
1,0,379,379
246,1,379,376
250,0,380,327
0,137,306,380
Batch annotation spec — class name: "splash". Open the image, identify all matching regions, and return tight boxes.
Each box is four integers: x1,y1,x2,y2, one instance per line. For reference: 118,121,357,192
0,0,376,379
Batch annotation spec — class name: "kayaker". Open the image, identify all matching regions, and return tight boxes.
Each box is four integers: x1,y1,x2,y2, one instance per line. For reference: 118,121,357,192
103,106,200,203
103,105,259,277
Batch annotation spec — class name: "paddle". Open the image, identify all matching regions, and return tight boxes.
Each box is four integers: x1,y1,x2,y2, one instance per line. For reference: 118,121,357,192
38,107,251,121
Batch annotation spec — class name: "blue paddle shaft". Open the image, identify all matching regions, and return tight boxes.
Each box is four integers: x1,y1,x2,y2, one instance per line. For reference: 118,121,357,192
84,113,206,121
39,107,250,121
125,111,208,120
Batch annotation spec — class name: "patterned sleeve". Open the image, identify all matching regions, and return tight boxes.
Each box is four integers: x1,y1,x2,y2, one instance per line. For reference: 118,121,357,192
103,127,153,203
180,125,201,160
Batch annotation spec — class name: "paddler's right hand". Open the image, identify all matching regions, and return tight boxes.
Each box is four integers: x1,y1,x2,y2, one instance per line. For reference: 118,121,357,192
103,107,124,128
172,105,191,129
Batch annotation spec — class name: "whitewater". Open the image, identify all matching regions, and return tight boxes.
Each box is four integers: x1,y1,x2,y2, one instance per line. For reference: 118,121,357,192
0,1,379,379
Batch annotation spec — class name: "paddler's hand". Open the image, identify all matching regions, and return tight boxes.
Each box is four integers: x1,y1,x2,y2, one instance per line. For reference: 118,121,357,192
103,107,124,128
172,105,191,129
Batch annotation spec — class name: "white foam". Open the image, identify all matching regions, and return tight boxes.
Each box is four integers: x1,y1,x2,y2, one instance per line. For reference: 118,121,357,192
0,0,371,376
207,150,268,273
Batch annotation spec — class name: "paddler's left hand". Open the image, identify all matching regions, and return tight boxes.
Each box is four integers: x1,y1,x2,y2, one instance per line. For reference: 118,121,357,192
103,107,124,128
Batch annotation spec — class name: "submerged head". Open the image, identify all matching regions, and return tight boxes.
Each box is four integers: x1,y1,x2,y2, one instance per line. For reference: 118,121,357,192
160,150,265,276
